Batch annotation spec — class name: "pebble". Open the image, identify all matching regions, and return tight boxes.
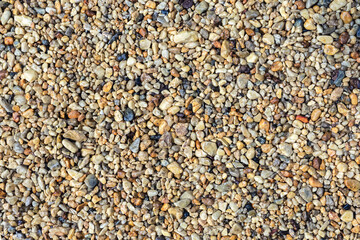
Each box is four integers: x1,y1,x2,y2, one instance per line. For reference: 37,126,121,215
62,139,78,153
262,33,275,45
84,174,98,189
304,19,316,30
0,97,13,113
324,45,338,55
330,87,343,101
341,210,354,222
174,31,198,44
299,187,313,202
317,36,333,44
195,1,209,14
340,11,352,24
201,142,217,156
247,90,260,100
47,160,60,170
345,179,360,192
13,142,24,154
329,0,347,11
14,15,32,27
129,138,140,153
21,69,38,82
311,109,322,121
279,143,293,157
63,130,86,142
306,0,318,8
246,52,258,63
167,162,183,175
123,108,134,121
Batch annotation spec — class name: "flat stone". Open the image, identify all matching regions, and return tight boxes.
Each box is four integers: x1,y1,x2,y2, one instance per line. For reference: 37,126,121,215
201,141,217,156
299,186,313,202
330,87,343,101
167,162,183,175
262,33,274,45
62,139,78,153
247,90,260,100
329,0,347,11
14,15,32,27
279,143,293,157
63,130,86,142
345,179,360,192
129,138,140,153
174,31,198,44
67,169,84,180
48,160,60,170
174,199,191,208
341,210,354,222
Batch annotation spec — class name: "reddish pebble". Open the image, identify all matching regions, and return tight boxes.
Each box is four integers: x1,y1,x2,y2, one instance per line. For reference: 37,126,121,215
296,115,309,123
68,110,80,119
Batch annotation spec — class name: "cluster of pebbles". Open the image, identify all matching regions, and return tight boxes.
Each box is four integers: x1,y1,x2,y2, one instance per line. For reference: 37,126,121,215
1,0,360,239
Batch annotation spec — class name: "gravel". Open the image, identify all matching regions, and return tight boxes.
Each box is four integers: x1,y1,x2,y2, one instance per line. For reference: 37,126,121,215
0,0,359,239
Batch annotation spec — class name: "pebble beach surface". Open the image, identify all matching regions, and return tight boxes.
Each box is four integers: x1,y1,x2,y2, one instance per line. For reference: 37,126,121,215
1,0,360,239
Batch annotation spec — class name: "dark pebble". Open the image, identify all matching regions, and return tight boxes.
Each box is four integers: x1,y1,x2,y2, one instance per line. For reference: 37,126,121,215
161,10,169,15
244,202,254,211
312,157,322,170
123,108,134,121
294,18,304,28
357,28,360,38
321,131,332,141
156,236,165,240
182,209,190,218
257,136,266,144
322,26,336,35
181,0,193,9
318,0,331,7
339,32,349,44
116,53,128,61
332,70,345,87
85,174,98,189
343,204,351,210
42,39,50,46
349,78,360,90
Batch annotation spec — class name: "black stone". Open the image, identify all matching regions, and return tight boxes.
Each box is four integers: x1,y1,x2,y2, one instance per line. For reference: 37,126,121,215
257,136,266,144
123,108,134,121
343,204,351,210
244,202,254,211
181,0,193,9
116,53,128,61
183,209,190,218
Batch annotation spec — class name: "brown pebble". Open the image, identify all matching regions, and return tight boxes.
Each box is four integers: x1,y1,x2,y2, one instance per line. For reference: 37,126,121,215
339,31,350,44
294,0,305,10
68,110,80,119
312,158,322,170
321,131,332,141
